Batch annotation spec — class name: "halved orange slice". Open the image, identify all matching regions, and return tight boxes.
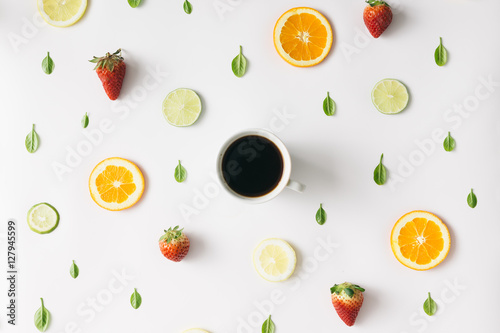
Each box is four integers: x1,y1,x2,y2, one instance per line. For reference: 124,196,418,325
273,7,333,67
89,157,144,211
391,211,451,271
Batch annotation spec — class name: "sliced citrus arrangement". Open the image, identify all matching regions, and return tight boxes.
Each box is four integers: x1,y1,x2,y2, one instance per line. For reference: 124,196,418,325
274,7,333,67
27,203,59,234
89,157,145,211
37,0,88,28
391,211,451,271
371,79,409,114
253,238,296,282
162,88,202,127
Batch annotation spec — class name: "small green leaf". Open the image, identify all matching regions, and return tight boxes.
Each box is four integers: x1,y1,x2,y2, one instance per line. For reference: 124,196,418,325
174,160,187,183
344,288,354,298
25,124,40,153
34,298,50,332
373,154,387,185
128,0,141,8
232,45,247,78
315,203,327,225
81,113,89,128
434,37,448,67
443,131,456,152
262,315,275,333
183,0,193,14
467,189,477,208
423,292,437,316
70,260,79,279
130,288,142,309
42,52,54,75
323,92,336,116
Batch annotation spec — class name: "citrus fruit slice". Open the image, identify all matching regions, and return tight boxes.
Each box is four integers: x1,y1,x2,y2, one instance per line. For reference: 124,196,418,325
182,329,210,333
27,203,59,234
273,7,333,67
162,88,202,127
37,0,88,28
253,238,296,282
89,157,145,211
391,211,451,271
371,79,409,114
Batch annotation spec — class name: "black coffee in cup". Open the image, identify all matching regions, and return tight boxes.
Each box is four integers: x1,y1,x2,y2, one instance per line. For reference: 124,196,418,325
221,135,284,197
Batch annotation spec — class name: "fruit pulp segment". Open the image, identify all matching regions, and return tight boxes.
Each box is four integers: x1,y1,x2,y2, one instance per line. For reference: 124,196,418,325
95,165,137,204
373,80,408,111
259,244,290,276
42,0,83,20
30,205,57,230
280,13,328,61
398,218,444,265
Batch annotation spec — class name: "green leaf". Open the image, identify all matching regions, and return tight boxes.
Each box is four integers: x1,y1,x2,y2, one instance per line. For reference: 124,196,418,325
315,203,327,225
262,315,275,333
323,92,336,116
42,52,54,75
34,298,50,332
232,45,247,78
130,288,142,309
70,260,79,279
434,37,448,67
373,154,387,185
174,160,187,183
443,131,456,152
81,113,89,128
183,0,193,14
25,124,40,153
467,189,477,208
423,292,437,316
128,0,141,8
344,288,354,298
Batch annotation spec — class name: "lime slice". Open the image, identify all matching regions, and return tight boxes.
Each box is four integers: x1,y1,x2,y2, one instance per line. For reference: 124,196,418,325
183,329,210,333
27,203,59,234
371,79,409,114
162,88,202,127
38,0,88,28
253,238,296,282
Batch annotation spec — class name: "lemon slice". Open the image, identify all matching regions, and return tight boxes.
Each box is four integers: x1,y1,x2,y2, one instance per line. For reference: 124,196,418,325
253,238,296,282
182,329,210,333
27,203,59,234
162,88,202,127
371,79,409,114
38,0,88,28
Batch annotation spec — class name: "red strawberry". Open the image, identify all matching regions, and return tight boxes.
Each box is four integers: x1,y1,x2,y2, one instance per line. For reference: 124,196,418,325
363,1,393,38
159,226,190,262
330,282,365,326
89,49,126,100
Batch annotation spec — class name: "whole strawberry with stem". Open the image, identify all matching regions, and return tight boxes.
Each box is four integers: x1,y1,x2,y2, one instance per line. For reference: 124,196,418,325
89,49,126,100
330,282,365,326
159,226,190,262
363,0,393,38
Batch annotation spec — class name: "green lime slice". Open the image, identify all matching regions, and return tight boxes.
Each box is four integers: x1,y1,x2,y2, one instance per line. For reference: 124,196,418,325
162,88,202,127
27,203,59,234
371,79,409,114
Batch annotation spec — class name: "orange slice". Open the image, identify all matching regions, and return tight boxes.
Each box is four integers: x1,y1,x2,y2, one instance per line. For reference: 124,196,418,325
391,211,451,271
89,157,144,211
273,7,333,67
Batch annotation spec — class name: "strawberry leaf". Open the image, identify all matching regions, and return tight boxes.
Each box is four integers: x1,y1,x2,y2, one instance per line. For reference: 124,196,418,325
344,288,354,298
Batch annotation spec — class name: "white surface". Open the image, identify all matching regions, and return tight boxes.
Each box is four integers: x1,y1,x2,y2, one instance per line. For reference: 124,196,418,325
1,0,500,332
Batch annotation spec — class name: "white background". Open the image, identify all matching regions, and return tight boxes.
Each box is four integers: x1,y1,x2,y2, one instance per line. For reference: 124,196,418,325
1,0,500,332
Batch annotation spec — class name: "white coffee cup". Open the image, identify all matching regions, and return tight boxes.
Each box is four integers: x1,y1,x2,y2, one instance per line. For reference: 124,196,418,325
216,128,305,203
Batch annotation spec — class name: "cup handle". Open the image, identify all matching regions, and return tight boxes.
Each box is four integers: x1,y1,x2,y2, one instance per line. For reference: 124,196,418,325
286,179,306,193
